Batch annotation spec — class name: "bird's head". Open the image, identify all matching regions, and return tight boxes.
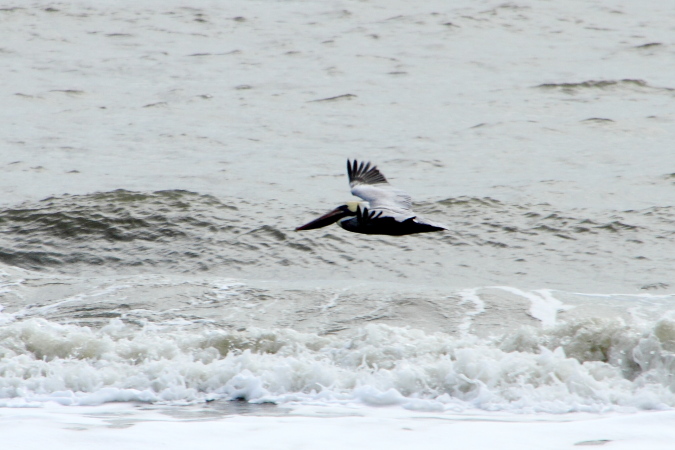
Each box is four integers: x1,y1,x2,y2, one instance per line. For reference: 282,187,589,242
295,201,362,231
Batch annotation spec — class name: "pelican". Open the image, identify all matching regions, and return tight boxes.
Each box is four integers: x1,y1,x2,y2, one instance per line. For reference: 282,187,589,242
295,160,447,235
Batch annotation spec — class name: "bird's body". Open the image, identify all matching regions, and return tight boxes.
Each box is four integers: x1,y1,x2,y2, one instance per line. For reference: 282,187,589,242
296,160,447,236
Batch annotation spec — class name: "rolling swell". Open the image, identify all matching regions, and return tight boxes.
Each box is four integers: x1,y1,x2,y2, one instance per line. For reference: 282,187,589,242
0,190,239,273
0,190,672,290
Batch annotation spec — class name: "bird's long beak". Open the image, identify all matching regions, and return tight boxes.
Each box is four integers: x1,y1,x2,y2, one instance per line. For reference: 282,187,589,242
295,207,349,231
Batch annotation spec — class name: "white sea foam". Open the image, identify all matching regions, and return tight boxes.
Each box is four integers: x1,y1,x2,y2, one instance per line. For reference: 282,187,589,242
0,314,674,413
494,287,573,328
457,288,485,337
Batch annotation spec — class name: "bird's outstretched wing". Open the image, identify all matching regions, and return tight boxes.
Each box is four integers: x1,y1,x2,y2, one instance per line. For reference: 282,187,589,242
347,160,388,187
355,205,383,223
352,205,447,235
347,160,413,217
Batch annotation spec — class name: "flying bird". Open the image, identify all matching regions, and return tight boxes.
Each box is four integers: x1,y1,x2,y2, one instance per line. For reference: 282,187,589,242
295,160,447,236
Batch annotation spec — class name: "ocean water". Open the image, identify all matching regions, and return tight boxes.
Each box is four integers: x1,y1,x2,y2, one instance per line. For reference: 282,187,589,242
1,0,674,448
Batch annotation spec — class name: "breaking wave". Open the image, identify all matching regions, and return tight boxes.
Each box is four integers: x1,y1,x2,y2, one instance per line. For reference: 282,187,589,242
0,317,674,412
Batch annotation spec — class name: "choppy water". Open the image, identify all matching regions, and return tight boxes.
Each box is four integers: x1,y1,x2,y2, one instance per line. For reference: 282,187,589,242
1,189,672,290
1,188,674,413
0,0,674,415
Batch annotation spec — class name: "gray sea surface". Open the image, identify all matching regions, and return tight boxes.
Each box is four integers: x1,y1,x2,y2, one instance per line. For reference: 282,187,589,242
0,0,673,413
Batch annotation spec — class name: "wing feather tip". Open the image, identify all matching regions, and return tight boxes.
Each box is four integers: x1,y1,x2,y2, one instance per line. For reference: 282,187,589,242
346,159,388,186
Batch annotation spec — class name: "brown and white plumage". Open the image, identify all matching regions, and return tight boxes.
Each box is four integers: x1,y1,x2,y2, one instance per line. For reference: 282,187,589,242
296,160,447,236
347,160,414,222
